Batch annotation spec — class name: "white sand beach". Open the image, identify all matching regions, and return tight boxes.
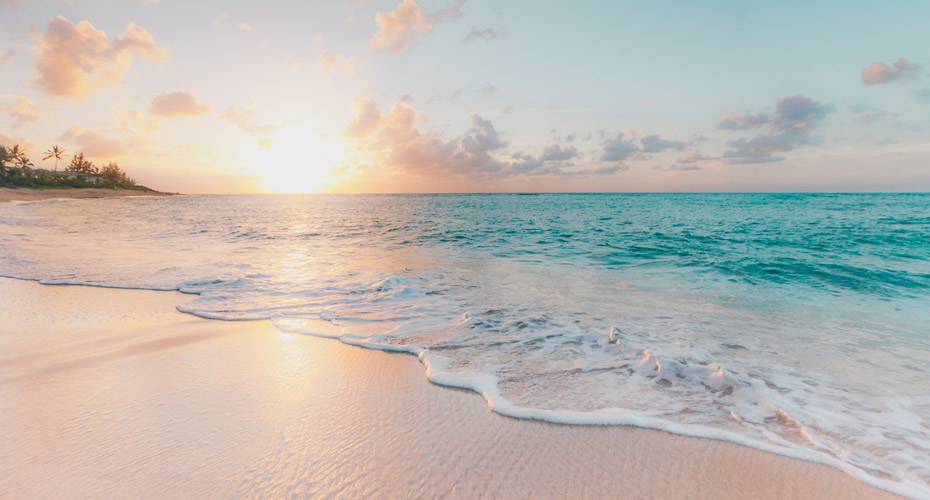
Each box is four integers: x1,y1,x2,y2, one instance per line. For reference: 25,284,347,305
0,278,904,499
0,187,174,203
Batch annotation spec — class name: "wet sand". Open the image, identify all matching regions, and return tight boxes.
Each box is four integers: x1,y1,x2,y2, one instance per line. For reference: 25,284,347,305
0,187,174,203
0,278,904,499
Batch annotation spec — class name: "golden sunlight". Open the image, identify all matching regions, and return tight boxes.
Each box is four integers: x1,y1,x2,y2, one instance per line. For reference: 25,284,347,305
253,122,349,194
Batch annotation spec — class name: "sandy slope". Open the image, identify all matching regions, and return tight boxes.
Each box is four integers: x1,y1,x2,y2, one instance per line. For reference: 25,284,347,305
0,278,904,500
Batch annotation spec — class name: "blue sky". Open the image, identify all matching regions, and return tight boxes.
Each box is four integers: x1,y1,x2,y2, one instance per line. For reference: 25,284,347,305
0,0,928,193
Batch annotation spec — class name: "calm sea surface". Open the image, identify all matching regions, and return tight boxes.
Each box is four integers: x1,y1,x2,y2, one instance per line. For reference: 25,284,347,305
1,193,928,496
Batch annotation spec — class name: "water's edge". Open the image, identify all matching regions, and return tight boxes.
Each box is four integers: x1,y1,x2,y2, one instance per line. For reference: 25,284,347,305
3,275,918,500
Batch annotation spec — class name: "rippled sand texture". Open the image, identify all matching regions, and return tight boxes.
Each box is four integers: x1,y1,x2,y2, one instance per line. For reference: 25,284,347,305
0,279,902,499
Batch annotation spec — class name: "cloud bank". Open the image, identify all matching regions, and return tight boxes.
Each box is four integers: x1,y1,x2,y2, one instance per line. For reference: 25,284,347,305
720,95,832,164
343,98,617,183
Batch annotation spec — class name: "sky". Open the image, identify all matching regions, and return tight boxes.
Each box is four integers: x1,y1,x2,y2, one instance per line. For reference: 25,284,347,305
0,0,928,194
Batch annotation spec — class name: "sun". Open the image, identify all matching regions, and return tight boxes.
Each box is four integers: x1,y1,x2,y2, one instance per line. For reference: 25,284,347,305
252,122,349,194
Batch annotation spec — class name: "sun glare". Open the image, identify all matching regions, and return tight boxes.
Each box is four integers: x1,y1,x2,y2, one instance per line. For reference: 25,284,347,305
254,122,349,194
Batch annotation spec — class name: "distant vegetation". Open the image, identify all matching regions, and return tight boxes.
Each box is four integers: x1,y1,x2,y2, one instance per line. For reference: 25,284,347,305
0,144,154,191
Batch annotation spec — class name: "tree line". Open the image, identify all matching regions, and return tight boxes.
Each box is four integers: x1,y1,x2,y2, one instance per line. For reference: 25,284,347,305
0,144,149,190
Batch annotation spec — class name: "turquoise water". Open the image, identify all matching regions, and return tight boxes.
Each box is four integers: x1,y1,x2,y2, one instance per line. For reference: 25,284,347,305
1,193,928,497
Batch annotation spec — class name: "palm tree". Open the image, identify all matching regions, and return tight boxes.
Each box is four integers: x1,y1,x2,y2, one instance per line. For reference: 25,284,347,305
5,145,25,179
7,145,25,163
0,146,9,176
16,156,34,178
43,145,67,172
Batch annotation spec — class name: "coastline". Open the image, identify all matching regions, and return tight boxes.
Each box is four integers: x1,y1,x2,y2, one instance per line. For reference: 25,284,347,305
0,277,905,499
0,186,176,203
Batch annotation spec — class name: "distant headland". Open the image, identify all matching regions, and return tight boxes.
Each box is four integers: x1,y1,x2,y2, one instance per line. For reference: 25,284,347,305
0,144,173,202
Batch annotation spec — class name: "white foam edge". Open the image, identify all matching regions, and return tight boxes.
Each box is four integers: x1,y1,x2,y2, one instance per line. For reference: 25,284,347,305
2,275,925,499
0,274,177,292
3,197,75,205
273,318,928,500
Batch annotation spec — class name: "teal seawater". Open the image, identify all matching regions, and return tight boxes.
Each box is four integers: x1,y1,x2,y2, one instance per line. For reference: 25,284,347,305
1,193,928,497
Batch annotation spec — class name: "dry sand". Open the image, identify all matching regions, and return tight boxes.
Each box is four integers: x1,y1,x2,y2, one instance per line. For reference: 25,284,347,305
0,278,904,499
0,186,174,203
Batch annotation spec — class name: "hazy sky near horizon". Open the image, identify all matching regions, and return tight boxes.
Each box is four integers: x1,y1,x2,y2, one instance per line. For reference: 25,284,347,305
0,0,928,193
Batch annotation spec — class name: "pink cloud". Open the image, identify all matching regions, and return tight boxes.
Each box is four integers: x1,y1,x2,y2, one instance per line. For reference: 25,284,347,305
371,0,432,54
344,98,382,138
0,95,42,126
370,0,466,55
677,150,709,163
148,91,211,117
60,125,130,158
31,16,167,100
0,132,34,152
862,57,921,85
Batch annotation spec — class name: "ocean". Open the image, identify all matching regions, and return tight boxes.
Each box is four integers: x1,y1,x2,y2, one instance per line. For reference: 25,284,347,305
1,193,928,497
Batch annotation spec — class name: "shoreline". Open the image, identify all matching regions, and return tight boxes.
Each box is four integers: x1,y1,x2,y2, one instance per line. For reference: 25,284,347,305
0,277,906,499
0,186,176,203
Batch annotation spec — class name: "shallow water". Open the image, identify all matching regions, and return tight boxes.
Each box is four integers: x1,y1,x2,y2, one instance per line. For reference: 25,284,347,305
1,193,928,497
